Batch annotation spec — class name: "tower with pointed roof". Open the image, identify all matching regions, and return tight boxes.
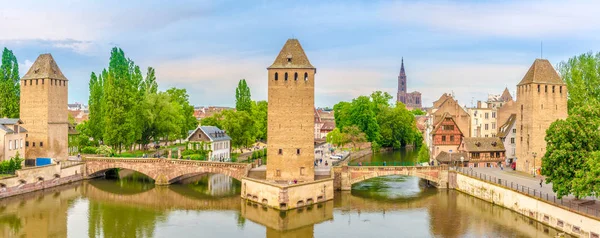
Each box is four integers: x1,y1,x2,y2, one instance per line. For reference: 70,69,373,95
266,39,316,182
398,58,407,95
20,54,69,161
515,59,567,174
396,58,422,109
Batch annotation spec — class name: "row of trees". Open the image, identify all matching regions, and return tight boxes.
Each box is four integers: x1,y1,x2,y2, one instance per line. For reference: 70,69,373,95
201,80,267,151
78,48,197,152
331,91,423,150
0,48,20,118
543,52,600,199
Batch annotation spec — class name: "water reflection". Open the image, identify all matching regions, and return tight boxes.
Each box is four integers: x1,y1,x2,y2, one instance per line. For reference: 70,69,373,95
0,173,573,238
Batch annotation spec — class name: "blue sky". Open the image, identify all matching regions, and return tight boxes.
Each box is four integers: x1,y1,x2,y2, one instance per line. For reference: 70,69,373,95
2,0,600,108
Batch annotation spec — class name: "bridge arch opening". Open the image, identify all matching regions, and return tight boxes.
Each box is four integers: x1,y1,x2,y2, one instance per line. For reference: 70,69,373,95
350,175,437,200
169,173,242,199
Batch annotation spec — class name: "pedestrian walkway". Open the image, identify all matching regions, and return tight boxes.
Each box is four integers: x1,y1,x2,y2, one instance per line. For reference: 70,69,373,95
464,167,600,218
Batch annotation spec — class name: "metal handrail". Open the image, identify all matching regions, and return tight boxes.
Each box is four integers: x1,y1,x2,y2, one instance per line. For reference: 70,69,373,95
455,167,600,219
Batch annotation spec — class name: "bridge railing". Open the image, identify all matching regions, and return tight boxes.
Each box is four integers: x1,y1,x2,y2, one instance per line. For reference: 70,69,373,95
456,167,600,219
348,161,426,167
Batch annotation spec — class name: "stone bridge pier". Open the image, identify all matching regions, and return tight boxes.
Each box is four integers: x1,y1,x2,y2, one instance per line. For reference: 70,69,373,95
334,165,449,190
83,157,252,185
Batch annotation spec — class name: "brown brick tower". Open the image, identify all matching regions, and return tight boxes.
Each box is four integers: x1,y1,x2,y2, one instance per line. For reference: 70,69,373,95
266,39,316,182
515,59,567,174
20,54,69,161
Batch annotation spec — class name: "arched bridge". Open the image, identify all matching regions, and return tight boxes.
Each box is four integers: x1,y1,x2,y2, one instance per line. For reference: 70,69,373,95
337,165,449,190
83,157,252,185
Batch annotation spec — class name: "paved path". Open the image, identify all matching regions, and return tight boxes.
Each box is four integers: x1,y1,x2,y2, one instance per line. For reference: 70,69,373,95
469,167,600,216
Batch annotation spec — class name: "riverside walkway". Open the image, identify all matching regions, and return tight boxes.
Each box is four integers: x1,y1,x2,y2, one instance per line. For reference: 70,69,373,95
463,167,600,218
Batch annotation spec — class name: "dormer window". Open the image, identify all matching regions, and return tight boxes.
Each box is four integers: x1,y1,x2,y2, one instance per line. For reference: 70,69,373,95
286,54,292,62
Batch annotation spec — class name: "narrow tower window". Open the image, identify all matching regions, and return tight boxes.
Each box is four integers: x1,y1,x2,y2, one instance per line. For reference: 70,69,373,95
284,73,288,81
537,85,540,92
545,85,547,92
294,72,298,81
552,86,555,93
274,72,278,81
278,149,283,155
304,72,308,81
296,149,301,155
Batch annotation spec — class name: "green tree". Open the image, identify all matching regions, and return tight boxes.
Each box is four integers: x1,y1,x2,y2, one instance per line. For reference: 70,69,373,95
102,48,144,152
326,128,348,148
418,144,430,163
369,91,392,114
343,125,367,149
411,108,426,116
143,67,158,94
220,110,255,151
558,52,600,113
141,92,182,146
88,72,105,142
333,101,351,130
251,100,268,141
542,103,600,198
235,79,252,112
200,111,224,129
0,48,20,118
348,96,380,142
166,88,198,139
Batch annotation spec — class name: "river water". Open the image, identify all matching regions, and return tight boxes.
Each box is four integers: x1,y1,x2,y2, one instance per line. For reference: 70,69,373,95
0,167,569,238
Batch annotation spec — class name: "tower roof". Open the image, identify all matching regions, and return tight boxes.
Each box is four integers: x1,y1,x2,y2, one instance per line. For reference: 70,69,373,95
21,54,67,81
400,57,406,76
268,39,315,69
517,59,564,86
501,87,513,101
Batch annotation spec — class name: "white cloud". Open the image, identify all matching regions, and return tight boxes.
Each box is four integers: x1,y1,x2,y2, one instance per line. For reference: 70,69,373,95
410,63,528,107
152,54,271,106
19,59,33,73
383,0,600,38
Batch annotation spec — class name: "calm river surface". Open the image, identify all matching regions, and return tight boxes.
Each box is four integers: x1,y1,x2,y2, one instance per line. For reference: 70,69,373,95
0,167,570,238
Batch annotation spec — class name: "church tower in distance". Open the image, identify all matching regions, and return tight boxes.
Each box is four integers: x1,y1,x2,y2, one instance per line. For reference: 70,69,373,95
396,58,422,109
266,39,316,182
20,54,69,161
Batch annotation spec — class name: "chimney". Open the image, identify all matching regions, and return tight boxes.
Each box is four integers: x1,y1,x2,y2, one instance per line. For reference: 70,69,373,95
477,101,482,108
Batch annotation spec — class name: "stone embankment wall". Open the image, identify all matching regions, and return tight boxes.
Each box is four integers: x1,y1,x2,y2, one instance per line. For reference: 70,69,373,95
0,163,85,199
453,172,600,237
242,176,334,211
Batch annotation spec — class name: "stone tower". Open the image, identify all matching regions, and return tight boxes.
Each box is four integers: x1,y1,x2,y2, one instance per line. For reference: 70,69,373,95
20,54,69,161
515,59,567,174
266,39,316,182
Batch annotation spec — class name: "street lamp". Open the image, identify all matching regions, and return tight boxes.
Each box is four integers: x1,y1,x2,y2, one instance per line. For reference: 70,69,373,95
532,152,537,177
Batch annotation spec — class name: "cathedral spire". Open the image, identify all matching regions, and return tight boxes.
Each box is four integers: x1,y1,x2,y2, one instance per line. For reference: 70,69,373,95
400,57,405,75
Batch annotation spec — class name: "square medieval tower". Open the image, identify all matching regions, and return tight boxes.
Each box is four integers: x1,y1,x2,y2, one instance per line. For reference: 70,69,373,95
266,39,316,182
515,59,567,174
20,54,69,161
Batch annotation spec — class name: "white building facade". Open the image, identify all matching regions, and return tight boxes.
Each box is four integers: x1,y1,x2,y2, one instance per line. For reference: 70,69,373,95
186,126,231,161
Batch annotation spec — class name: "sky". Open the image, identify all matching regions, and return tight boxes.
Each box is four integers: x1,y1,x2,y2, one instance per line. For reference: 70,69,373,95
2,0,600,108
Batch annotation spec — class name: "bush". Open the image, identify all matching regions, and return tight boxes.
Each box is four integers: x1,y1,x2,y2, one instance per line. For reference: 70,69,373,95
97,145,115,157
186,154,206,161
0,152,23,174
81,146,98,154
